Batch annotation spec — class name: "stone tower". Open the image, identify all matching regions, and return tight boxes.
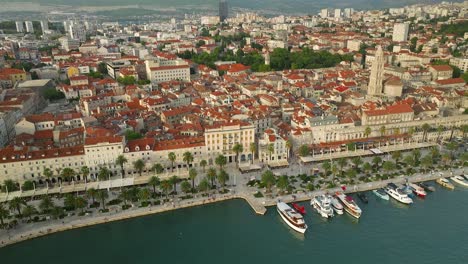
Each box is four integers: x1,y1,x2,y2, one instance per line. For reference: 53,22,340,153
367,45,385,96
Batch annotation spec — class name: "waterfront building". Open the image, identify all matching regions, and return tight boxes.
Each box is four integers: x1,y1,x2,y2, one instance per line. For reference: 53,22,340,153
258,128,288,165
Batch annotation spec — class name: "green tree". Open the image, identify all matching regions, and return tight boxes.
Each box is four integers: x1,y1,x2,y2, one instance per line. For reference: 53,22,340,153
22,205,37,221
160,180,172,199
298,145,309,157
347,168,357,179
151,163,164,174
206,167,217,188
421,154,433,172
217,169,229,188
337,158,348,176
363,162,372,173
168,152,176,172
116,155,128,178
133,159,146,176
50,206,63,220
80,166,90,182
2,179,18,192
379,126,386,137
412,149,421,164
21,180,34,191
43,167,53,181
364,126,372,138
39,195,55,213
261,170,276,193
382,161,396,173
61,168,75,182
97,190,109,210
117,76,136,85
276,175,289,194
232,143,243,167
137,188,151,204
98,167,110,181
267,143,275,161
9,197,25,217
421,123,431,142
182,151,194,171
148,176,161,197
181,181,192,194
285,140,292,159
64,193,76,209
372,156,382,168
0,203,9,226
215,154,227,170
200,160,207,172
119,189,132,206
249,143,257,164
198,178,210,193
169,175,179,194
437,125,444,141
403,155,415,167
74,197,87,213
391,150,402,164
322,161,331,174
86,188,97,204
189,168,197,190
351,156,363,169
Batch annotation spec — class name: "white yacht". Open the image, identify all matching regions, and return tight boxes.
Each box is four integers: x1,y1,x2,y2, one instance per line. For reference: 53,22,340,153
335,192,362,219
311,195,334,218
385,184,413,204
450,175,468,187
277,202,308,234
329,195,343,215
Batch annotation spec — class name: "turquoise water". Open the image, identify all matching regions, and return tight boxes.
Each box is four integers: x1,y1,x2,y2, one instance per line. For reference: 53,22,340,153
1,183,467,264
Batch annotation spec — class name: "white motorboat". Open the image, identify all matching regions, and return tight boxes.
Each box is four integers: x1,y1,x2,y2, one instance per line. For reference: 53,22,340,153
311,195,334,218
385,184,413,204
450,175,468,187
335,192,362,219
408,183,427,197
372,188,390,200
329,195,343,215
436,178,455,190
277,202,308,234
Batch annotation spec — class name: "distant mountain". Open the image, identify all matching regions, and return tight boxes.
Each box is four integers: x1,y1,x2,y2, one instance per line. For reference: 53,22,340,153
0,0,458,14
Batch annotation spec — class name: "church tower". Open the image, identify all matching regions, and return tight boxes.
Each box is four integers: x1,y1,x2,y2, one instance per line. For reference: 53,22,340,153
367,45,385,96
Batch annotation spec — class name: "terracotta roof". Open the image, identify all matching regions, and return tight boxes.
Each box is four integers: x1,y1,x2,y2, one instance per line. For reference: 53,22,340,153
85,136,123,145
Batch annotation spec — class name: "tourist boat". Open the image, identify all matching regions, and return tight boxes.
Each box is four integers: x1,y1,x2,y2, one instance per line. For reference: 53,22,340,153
335,192,362,219
311,195,334,218
329,195,344,215
418,182,436,192
292,203,306,215
277,202,308,234
450,176,468,187
436,178,455,190
372,188,389,200
408,183,427,197
384,184,413,204
356,192,368,204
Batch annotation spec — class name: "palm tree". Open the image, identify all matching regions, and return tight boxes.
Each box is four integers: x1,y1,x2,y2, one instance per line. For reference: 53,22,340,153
169,175,179,194
382,161,396,173
168,152,176,172
379,126,386,137
22,205,36,221
217,169,229,189
446,142,458,161
151,163,164,174
249,142,256,164
337,158,347,176
261,170,275,193
43,167,53,182
461,124,468,139
331,164,339,179
74,197,87,213
351,156,363,169
64,193,76,209
436,125,444,142
116,155,128,178
39,195,54,213
267,143,275,162
215,154,227,170
98,167,110,181
200,160,207,172
182,151,194,171
133,159,145,176
346,169,357,179
421,123,431,142
362,162,372,174
364,126,372,138
421,154,433,173
119,189,132,206
391,150,402,164
322,160,331,175
61,167,75,183
97,190,109,210
50,206,63,220
198,178,210,193
80,166,90,182
189,168,197,190
86,188,98,204
181,181,192,194
160,180,172,199
276,175,289,194
232,143,243,167
285,140,292,159
145,175,159,195
412,149,421,164
137,188,151,204
403,155,415,167
372,156,382,168
206,167,217,188
9,197,25,217
0,203,9,226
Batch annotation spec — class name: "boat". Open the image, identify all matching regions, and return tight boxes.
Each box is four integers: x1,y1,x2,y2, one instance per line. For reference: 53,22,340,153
329,195,344,215
372,188,389,200
311,195,334,218
335,192,362,219
276,202,308,234
384,183,413,204
450,176,468,187
356,192,368,204
292,203,306,214
399,184,415,198
408,183,427,197
436,178,455,190
418,182,436,192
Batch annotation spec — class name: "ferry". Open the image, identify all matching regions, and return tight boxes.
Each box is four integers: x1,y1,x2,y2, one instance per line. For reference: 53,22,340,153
418,182,436,192
408,183,427,197
450,175,468,187
372,188,389,200
311,195,334,218
335,192,362,219
436,178,455,190
384,184,413,204
277,202,308,234
329,195,344,215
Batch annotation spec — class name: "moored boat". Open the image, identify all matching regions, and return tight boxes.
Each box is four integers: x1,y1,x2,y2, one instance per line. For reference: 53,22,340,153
292,203,306,214
372,188,389,200
335,192,362,219
408,183,427,197
436,178,455,190
311,195,334,218
450,176,468,187
418,182,436,192
384,183,413,204
330,195,344,215
356,192,368,204
277,202,308,234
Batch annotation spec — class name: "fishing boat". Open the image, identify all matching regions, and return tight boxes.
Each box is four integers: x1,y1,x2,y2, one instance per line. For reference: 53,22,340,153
276,202,308,234
292,203,306,214
408,183,427,197
436,178,455,190
418,182,436,192
329,195,343,215
450,175,468,187
384,183,413,204
335,192,362,219
372,188,389,200
356,192,368,204
311,195,334,218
